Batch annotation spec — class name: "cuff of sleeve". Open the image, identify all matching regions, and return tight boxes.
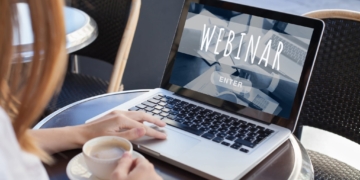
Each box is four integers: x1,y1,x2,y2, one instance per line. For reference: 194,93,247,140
267,73,280,92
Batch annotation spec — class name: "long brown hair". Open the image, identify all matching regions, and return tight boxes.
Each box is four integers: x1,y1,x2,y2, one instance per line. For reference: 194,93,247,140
0,0,67,162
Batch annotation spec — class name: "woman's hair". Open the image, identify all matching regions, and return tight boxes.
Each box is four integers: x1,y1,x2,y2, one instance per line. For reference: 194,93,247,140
0,0,67,162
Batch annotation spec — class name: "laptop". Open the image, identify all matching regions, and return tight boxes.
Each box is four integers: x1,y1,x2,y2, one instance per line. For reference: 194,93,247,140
86,0,324,179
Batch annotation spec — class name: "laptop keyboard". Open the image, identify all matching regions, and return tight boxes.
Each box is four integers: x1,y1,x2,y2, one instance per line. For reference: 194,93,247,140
128,94,275,153
270,34,306,66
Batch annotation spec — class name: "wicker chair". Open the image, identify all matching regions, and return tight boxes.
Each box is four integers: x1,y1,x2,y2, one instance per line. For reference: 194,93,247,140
296,10,360,180
46,0,141,114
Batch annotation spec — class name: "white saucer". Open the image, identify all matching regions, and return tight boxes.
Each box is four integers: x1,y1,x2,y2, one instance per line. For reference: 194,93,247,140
66,151,144,180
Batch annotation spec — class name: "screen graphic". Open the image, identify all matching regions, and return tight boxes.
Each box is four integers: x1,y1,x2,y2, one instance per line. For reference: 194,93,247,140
170,3,314,118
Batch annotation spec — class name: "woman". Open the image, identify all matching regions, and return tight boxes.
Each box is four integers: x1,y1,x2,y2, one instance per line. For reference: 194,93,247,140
0,0,165,179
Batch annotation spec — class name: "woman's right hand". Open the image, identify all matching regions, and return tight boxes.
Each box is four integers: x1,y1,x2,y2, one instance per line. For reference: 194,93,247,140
111,152,162,180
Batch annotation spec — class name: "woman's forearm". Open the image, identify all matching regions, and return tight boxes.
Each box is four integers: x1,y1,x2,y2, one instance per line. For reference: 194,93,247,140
29,126,88,154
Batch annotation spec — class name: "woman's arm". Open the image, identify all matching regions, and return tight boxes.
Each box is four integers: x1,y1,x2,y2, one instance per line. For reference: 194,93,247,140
30,110,167,154
29,125,87,154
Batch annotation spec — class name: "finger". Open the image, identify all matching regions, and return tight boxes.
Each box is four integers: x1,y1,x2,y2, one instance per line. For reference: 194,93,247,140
133,156,149,166
127,157,152,178
118,127,146,141
123,111,166,127
111,152,133,179
120,116,167,139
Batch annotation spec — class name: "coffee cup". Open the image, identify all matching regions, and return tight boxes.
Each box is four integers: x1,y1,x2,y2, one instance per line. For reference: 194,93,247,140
82,136,133,179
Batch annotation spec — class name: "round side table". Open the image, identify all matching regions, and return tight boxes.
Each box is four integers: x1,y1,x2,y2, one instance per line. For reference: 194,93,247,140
34,90,314,180
14,3,97,62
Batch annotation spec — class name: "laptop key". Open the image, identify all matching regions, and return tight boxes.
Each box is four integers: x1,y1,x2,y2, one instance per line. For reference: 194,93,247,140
212,137,223,143
265,129,274,134
148,99,160,104
225,136,236,141
160,112,169,117
199,127,209,132
167,114,176,120
183,121,192,126
238,129,249,135
249,127,259,133
153,96,162,100
240,148,249,153
201,122,211,127
245,136,256,143
257,126,265,131
154,105,163,110
201,133,215,140
247,123,257,128
218,128,228,133
239,124,248,129
216,133,226,138
145,107,154,111
256,136,266,142
136,104,146,109
190,125,202,130
164,96,173,101
158,102,167,106
163,118,204,136
230,143,241,150
128,107,138,111
238,120,247,124
165,104,174,109
208,130,217,135
221,142,230,146
142,101,155,107
152,109,161,114
180,102,189,106
227,131,237,136
235,138,255,148
247,132,258,137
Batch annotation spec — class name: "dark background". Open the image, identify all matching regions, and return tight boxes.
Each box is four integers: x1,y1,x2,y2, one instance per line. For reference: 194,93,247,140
77,0,185,90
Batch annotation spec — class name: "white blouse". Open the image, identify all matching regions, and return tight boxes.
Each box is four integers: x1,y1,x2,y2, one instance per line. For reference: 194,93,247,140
0,107,49,180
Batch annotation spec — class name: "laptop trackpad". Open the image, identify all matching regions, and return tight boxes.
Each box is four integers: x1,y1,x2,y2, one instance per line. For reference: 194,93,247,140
133,128,201,158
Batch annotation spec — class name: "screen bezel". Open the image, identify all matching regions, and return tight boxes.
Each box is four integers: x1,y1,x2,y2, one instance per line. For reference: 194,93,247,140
160,0,324,131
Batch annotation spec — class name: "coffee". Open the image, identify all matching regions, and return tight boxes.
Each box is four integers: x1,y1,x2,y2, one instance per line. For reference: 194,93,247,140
88,141,127,159
82,136,133,179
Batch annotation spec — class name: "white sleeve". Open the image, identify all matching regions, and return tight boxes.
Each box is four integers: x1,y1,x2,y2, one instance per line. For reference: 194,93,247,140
0,107,49,180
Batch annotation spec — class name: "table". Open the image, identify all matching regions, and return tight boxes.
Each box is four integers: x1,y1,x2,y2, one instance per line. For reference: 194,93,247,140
34,90,314,180
15,3,97,62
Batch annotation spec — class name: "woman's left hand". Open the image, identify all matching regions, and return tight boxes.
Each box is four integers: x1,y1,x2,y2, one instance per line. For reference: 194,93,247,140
78,110,167,144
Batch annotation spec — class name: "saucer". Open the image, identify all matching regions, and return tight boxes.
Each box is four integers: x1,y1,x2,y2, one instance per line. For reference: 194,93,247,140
66,151,144,180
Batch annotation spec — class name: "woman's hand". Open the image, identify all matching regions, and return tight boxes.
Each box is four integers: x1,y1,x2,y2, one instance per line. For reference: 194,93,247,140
30,110,166,154
111,152,162,180
79,110,167,144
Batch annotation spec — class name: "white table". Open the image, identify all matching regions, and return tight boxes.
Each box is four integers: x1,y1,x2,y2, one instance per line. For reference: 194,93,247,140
14,3,98,62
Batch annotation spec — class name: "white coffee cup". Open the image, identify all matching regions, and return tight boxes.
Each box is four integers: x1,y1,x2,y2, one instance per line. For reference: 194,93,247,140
82,136,133,179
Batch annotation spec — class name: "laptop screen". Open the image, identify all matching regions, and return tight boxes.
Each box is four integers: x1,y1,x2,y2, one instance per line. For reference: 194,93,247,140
168,2,315,119
163,0,324,126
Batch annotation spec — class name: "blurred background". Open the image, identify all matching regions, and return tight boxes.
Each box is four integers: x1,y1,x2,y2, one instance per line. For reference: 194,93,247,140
75,0,360,91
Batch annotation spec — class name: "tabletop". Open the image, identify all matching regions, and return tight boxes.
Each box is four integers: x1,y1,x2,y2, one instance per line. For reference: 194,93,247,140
34,90,314,180
14,3,97,62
